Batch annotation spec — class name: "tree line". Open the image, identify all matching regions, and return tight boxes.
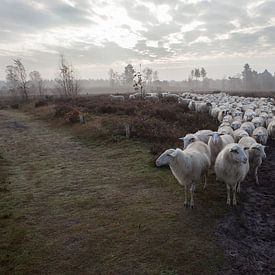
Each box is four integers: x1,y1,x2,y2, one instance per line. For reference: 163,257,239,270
4,55,80,101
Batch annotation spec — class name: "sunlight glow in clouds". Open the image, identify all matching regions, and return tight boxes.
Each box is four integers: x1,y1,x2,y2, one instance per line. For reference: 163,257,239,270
0,0,274,80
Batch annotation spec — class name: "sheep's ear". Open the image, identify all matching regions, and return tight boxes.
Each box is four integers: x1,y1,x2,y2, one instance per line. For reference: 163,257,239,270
168,150,177,157
179,137,184,141
243,147,249,151
219,133,225,136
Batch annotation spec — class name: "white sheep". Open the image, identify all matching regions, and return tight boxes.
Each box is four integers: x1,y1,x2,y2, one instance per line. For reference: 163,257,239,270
195,102,212,113
178,97,190,107
251,117,265,128
208,132,234,165
218,125,234,138
231,120,241,130
110,95,125,102
156,141,211,208
240,121,255,136
179,130,213,149
239,137,266,185
233,129,249,143
252,127,268,145
215,143,249,206
267,120,275,139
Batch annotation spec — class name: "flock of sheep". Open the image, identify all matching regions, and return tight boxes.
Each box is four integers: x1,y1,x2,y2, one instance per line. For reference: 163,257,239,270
153,92,275,208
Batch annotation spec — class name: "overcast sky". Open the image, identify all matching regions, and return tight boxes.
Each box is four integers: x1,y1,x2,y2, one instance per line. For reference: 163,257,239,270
0,0,275,80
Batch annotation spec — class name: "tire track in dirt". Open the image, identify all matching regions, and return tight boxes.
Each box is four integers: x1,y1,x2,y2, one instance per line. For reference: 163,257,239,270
217,140,275,274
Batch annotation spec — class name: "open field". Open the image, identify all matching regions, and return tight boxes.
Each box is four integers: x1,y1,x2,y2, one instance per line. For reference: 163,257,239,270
0,94,274,274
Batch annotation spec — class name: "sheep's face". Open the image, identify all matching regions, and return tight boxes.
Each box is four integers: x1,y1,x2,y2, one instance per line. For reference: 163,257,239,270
180,134,196,149
250,144,266,159
231,122,241,130
230,146,248,164
156,149,176,167
211,132,222,144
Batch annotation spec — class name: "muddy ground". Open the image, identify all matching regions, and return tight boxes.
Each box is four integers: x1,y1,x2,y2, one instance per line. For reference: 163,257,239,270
217,140,275,274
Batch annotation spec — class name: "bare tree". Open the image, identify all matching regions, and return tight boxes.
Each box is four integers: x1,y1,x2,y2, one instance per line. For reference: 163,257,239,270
5,59,29,100
55,55,80,97
29,70,44,97
143,67,153,84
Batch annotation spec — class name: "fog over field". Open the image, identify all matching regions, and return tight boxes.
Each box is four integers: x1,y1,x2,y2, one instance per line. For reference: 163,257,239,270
0,0,275,80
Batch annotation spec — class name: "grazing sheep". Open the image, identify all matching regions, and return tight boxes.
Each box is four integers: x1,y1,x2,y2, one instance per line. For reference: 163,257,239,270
233,129,249,143
208,132,234,165
267,120,275,139
252,127,268,145
110,95,125,102
178,97,190,107
156,141,211,208
239,138,266,185
240,122,255,136
188,100,196,111
195,102,212,113
215,143,249,206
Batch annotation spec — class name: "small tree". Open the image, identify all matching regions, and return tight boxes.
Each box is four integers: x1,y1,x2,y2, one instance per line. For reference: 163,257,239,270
5,59,29,101
201,67,206,79
124,64,135,85
194,68,201,81
143,67,153,84
55,55,80,97
29,70,44,97
133,68,145,99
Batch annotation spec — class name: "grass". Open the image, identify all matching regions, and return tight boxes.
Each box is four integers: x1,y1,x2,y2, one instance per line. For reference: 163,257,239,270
0,97,228,274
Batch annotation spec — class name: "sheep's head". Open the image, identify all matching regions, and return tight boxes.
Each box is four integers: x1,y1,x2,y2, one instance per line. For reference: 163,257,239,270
155,149,177,167
209,132,222,144
250,144,266,159
179,134,196,149
229,145,248,164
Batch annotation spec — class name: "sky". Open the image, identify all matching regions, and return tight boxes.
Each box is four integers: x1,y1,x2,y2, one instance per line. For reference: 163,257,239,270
0,0,275,80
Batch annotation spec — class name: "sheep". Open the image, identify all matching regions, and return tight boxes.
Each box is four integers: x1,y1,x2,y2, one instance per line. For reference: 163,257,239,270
179,130,213,149
252,127,268,145
251,117,265,128
208,132,234,165
240,122,255,136
178,97,190,107
195,102,212,113
267,120,275,139
110,95,125,102
145,95,159,102
214,143,249,206
218,125,234,138
218,109,229,123
233,129,249,143
188,100,196,111
243,109,256,121
231,120,241,130
156,141,211,208
239,137,266,185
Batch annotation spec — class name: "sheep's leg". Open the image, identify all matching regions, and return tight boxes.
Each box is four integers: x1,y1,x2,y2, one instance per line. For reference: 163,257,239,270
226,184,231,205
254,167,259,185
237,182,241,193
232,184,237,206
184,186,188,207
190,184,195,208
203,170,209,190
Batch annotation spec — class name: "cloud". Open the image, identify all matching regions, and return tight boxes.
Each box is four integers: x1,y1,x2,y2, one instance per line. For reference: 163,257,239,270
0,0,275,80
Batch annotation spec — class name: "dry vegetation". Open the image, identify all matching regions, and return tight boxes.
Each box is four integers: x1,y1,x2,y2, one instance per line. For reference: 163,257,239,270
31,94,219,159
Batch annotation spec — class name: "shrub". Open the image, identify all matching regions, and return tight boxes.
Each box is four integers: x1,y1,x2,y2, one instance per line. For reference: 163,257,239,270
35,100,48,108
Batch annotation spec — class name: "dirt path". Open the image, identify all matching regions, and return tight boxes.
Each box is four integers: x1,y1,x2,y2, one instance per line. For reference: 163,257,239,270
217,141,275,274
0,110,225,274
